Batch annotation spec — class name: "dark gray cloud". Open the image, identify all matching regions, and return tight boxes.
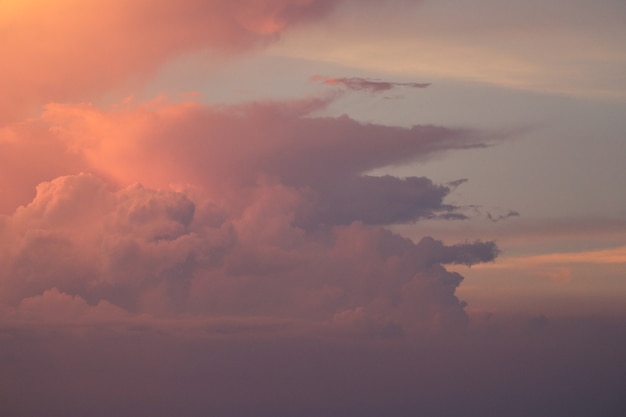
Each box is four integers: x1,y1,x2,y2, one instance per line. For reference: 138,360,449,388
312,75,430,93
415,236,500,266
298,175,461,228
487,209,521,222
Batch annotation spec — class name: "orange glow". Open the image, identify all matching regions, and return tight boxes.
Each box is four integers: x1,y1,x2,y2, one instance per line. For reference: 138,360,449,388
0,0,336,123
475,245,626,270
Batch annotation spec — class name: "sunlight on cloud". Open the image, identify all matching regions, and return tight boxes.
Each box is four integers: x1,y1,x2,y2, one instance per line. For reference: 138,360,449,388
1,2,625,415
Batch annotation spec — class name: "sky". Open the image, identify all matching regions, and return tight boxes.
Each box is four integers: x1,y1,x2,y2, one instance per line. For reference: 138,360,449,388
1,0,625,416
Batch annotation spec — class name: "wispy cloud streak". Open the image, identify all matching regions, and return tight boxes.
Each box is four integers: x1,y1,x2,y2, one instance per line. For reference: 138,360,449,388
312,75,430,93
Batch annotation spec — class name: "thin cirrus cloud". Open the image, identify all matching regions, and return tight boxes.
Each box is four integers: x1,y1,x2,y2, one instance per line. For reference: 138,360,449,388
272,0,626,99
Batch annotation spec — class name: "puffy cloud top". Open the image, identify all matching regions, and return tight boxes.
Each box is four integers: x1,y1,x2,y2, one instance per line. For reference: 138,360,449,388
0,89,500,331
0,170,497,331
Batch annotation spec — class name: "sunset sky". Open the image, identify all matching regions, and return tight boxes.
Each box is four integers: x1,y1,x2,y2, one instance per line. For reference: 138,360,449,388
1,1,625,416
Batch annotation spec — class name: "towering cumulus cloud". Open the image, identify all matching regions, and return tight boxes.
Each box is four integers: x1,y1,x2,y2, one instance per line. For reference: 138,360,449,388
0,0,499,332
0,96,498,332
3,2,626,416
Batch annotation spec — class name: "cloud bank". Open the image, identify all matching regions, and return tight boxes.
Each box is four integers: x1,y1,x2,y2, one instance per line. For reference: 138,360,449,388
0,96,498,332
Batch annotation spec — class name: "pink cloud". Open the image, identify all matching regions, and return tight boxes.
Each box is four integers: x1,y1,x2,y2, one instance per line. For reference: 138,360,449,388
0,93,494,215
0,170,497,329
1,2,624,415
0,94,621,414
39,97,486,218
11,288,128,323
0,93,501,329
0,0,339,122
0,122,90,214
